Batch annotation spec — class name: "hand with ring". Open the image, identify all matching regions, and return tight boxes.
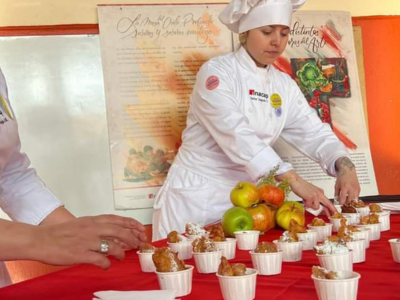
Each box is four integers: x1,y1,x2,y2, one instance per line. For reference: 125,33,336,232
25,215,147,269
100,240,109,254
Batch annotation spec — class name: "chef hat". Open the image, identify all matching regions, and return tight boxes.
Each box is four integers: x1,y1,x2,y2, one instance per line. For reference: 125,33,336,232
219,0,307,33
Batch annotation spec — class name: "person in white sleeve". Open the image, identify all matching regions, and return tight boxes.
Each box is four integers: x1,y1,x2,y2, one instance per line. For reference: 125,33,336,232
0,67,147,288
152,0,360,241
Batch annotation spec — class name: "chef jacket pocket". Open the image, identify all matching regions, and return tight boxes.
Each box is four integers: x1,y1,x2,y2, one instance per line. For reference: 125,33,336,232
167,166,211,210
153,164,210,209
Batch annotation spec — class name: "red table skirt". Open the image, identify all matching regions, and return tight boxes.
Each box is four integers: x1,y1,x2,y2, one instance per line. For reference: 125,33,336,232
1,213,399,300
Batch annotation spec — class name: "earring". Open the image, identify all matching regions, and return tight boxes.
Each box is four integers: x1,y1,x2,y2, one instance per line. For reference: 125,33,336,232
239,33,247,44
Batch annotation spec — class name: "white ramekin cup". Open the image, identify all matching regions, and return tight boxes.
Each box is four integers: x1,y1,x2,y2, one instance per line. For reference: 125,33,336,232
352,228,370,249
354,223,381,241
250,250,283,276
167,241,193,260
136,250,156,272
297,230,317,250
273,240,303,262
216,268,258,300
312,270,361,300
307,223,333,242
341,213,361,225
389,238,400,263
355,206,370,218
375,211,391,231
214,238,237,260
193,250,222,274
346,239,366,263
155,265,194,297
328,216,352,232
234,230,260,250
316,251,353,272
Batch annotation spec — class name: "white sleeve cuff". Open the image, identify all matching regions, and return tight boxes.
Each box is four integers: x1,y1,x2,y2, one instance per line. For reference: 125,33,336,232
245,147,293,181
322,152,351,177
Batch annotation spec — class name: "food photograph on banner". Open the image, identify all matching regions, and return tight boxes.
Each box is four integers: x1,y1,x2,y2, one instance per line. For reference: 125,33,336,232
273,11,378,200
98,4,233,209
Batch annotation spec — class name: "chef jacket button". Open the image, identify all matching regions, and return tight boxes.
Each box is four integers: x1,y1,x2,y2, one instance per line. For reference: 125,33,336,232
269,113,273,118
248,108,254,113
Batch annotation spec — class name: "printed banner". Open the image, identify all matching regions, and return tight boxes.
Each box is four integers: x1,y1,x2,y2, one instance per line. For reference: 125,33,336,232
98,4,232,208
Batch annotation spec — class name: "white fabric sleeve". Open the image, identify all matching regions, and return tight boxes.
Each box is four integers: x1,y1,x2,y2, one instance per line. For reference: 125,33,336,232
191,63,292,181
0,147,63,225
280,79,350,177
0,68,62,225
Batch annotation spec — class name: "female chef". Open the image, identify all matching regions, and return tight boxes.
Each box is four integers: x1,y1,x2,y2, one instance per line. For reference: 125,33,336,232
0,67,147,287
152,0,360,241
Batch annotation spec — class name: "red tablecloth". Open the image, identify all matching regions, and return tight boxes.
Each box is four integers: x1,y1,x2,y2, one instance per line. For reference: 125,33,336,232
1,213,399,300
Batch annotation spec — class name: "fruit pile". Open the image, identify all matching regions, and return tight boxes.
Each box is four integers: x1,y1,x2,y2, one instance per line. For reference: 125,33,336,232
221,169,305,237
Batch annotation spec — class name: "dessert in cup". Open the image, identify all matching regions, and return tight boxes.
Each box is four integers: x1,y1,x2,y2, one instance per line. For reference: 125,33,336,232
216,256,258,300
355,214,381,241
167,230,193,260
192,236,222,274
250,241,283,276
340,203,361,225
312,266,361,300
328,219,365,264
185,222,207,240
137,243,156,273
234,230,260,250
209,224,237,260
307,218,333,242
348,199,369,218
273,221,303,262
288,218,316,251
329,213,351,232
314,240,353,271
153,247,194,297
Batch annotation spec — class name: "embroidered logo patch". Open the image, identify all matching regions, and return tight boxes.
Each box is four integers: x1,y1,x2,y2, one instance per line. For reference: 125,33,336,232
249,89,268,103
205,76,219,90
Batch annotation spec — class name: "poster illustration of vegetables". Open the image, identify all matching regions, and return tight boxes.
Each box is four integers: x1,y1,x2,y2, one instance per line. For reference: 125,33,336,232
273,11,378,200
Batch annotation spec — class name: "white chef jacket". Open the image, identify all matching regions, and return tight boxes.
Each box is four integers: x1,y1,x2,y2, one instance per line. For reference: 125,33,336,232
152,46,349,241
0,68,63,287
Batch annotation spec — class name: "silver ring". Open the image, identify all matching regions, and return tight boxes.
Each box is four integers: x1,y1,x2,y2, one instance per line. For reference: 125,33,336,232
100,240,109,254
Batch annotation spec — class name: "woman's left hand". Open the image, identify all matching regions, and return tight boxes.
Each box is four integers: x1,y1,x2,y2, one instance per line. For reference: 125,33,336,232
334,157,361,204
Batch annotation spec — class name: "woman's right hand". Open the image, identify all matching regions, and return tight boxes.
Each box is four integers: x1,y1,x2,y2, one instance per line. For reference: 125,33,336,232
275,170,336,215
35,215,147,269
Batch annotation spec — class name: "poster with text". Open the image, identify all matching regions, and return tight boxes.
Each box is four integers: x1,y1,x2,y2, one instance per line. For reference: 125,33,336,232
98,4,232,209
273,11,378,199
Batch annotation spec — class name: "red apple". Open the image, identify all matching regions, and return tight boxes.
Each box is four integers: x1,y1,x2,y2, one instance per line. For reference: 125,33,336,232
246,204,274,233
275,201,305,230
230,182,260,208
258,185,285,208
221,207,254,237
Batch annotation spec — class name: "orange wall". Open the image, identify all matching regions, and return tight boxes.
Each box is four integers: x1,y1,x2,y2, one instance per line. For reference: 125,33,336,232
353,16,400,195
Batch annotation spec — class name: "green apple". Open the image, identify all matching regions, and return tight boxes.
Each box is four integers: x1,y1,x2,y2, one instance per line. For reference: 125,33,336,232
275,201,305,230
230,182,260,208
221,207,254,237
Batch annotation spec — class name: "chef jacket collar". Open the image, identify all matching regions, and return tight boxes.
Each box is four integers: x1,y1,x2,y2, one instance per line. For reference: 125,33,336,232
234,46,271,78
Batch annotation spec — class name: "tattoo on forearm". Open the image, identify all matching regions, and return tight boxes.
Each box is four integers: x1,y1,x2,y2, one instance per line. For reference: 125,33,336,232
335,157,355,176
